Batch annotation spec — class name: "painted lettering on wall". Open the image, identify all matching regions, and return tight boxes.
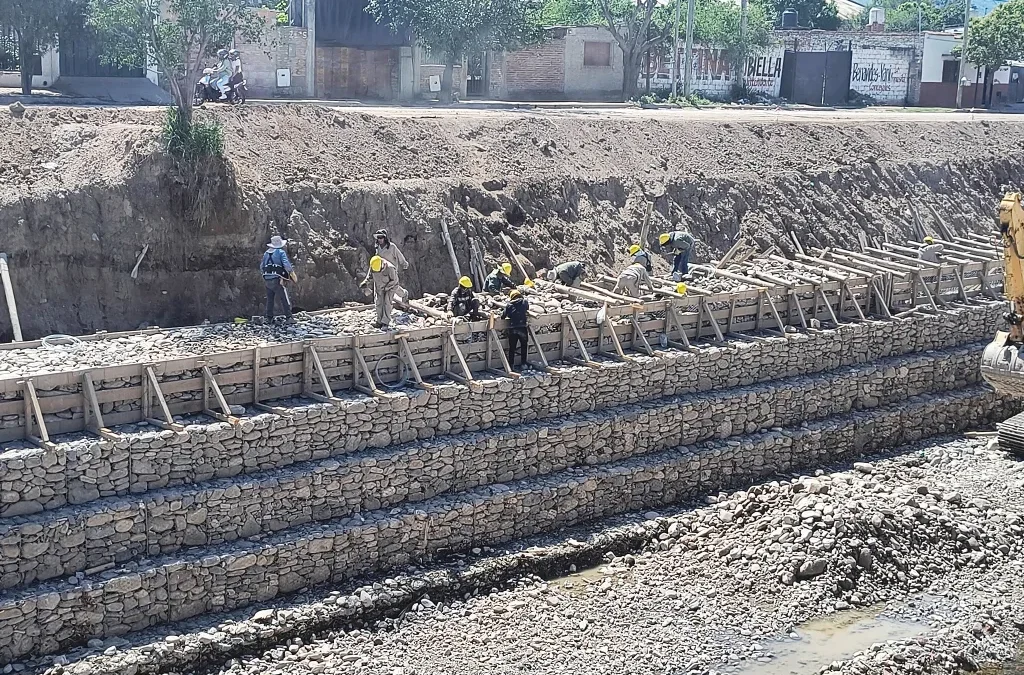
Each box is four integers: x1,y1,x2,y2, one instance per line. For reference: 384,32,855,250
848,48,911,104
640,45,785,98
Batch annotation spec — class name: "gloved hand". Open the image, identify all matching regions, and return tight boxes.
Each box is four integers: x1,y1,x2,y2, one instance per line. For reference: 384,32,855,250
289,272,298,283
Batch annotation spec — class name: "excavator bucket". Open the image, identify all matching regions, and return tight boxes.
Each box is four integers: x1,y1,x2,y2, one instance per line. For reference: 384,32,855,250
980,332,1024,396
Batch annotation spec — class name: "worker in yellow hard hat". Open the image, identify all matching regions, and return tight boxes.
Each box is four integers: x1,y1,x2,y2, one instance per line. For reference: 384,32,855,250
658,229,697,281
501,288,531,370
918,236,944,264
364,255,400,329
628,244,653,273
448,275,483,320
614,261,655,298
362,229,410,302
484,262,516,294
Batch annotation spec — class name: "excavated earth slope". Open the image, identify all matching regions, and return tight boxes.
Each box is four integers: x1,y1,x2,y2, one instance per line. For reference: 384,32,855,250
0,105,1021,338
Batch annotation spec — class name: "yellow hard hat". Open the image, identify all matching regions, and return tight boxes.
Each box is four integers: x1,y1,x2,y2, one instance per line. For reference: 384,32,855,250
510,289,522,300
676,282,688,295
659,233,671,246
628,244,641,256
924,236,934,244
370,256,383,272
459,276,473,288
501,262,513,275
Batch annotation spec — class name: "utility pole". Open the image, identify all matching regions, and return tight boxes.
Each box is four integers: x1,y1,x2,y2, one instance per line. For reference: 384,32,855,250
955,0,971,108
738,0,748,90
682,0,696,96
671,0,682,97
917,1,922,33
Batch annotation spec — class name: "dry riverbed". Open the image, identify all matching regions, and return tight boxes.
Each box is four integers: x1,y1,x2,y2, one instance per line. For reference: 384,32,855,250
36,435,1024,675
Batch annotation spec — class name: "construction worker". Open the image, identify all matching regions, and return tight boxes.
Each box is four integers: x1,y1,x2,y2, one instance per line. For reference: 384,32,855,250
614,262,655,298
629,244,653,273
918,236,944,263
363,255,399,329
484,263,516,294
501,289,530,369
261,235,297,324
659,230,697,281
449,276,483,320
546,260,586,287
363,229,410,302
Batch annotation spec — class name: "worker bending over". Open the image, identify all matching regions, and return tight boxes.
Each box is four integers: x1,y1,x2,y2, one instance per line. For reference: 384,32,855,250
628,244,653,272
614,261,655,298
918,236,944,263
546,260,586,287
366,255,399,329
363,229,410,302
484,263,516,294
502,289,530,370
659,230,696,280
449,276,483,320
261,235,297,324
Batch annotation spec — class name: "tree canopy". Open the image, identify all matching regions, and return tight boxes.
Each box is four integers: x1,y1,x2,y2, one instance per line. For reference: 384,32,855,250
368,0,544,101
754,0,840,29
0,0,78,94
843,0,967,31
961,0,1024,69
88,0,266,120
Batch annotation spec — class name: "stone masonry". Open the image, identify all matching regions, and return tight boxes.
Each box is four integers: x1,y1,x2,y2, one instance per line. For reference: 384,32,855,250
0,301,1012,661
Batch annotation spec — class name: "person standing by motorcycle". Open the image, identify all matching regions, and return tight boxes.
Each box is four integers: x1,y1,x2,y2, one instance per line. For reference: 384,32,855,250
228,49,243,86
214,48,232,100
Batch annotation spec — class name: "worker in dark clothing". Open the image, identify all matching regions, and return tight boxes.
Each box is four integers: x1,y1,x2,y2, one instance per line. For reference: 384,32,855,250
261,235,297,323
501,289,530,369
545,260,586,287
448,276,483,320
659,230,696,281
484,263,516,294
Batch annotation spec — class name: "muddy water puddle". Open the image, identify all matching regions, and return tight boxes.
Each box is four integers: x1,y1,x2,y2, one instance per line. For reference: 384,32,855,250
735,607,928,675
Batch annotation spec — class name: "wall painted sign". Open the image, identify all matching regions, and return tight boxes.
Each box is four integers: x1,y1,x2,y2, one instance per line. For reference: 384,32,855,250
641,45,786,98
849,47,911,104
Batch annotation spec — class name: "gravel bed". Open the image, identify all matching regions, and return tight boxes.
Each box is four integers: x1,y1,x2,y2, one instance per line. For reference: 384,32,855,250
33,435,1024,675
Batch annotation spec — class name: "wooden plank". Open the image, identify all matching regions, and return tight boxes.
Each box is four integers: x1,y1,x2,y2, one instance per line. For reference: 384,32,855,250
202,366,238,423
21,379,50,446
144,366,177,428
397,335,427,387
352,344,385,395
445,333,474,382
564,313,592,362
527,326,551,369
252,347,262,404
440,220,462,279
0,253,23,342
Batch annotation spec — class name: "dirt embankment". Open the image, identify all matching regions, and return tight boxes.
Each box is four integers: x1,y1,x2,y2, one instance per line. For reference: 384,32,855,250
0,105,1020,339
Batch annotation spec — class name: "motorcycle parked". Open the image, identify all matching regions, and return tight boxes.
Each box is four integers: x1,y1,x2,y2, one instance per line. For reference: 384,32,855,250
194,69,247,106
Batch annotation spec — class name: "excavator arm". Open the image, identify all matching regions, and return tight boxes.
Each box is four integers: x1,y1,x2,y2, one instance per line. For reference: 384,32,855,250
981,193,1024,455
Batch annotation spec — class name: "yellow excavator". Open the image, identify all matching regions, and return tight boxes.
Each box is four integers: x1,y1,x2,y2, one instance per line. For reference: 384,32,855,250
980,192,1024,453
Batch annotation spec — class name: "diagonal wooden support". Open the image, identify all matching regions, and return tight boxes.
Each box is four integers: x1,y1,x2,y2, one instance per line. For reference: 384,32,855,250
602,316,629,361
816,286,840,326
303,344,340,403
444,333,476,385
700,297,725,343
761,291,787,336
665,304,693,351
869,279,893,318
952,267,969,303
563,313,598,366
396,335,429,388
144,366,183,431
789,291,809,331
353,343,386,396
527,325,552,371
82,372,119,441
487,328,518,377
20,379,53,449
252,346,262,405
202,365,239,424
839,282,867,321
913,271,940,312
630,314,654,355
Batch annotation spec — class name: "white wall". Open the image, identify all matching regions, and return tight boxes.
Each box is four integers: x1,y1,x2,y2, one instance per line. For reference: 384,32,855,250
563,26,622,97
0,46,59,89
850,46,912,103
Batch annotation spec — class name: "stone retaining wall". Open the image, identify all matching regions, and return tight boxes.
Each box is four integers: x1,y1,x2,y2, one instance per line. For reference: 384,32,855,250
0,304,1002,518
0,343,984,590
0,386,1014,662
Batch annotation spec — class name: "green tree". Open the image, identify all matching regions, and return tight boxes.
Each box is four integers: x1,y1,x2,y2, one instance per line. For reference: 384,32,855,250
755,0,840,29
368,0,544,103
87,0,267,124
958,0,1024,106
844,0,966,31
0,0,76,95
